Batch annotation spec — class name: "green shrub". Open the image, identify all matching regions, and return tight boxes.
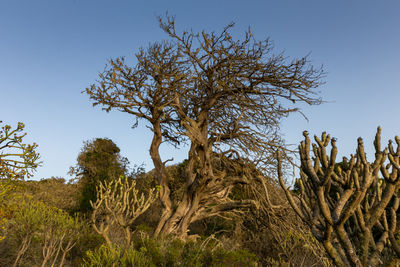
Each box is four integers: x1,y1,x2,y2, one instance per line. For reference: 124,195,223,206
23,177,79,213
82,235,257,267
134,235,258,267
7,199,83,267
209,247,258,267
82,244,151,267
0,179,18,242
70,138,129,213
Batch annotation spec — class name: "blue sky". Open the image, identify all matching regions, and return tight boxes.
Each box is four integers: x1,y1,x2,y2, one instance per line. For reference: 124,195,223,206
1,1,399,180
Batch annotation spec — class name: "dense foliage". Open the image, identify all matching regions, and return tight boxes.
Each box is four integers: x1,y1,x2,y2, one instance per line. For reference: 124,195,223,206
69,138,129,212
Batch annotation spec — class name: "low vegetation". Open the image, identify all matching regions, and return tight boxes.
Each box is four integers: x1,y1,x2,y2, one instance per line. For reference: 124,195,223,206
0,174,331,266
0,133,331,266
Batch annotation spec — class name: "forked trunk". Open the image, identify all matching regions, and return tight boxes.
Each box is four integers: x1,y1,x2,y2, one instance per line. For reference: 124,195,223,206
156,187,202,237
150,120,173,237
13,235,32,267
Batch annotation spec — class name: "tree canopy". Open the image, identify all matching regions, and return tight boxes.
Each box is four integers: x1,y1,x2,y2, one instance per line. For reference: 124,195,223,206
85,16,324,237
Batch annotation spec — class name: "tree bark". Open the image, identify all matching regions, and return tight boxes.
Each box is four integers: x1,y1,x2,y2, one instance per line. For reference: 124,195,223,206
151,119,173,237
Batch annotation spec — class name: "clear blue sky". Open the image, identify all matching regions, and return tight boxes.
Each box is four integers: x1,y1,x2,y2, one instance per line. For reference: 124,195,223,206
1,0,399,181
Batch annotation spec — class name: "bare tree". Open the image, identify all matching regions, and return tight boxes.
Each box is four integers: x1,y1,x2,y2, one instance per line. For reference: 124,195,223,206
278,128,400,266
86,15,324,238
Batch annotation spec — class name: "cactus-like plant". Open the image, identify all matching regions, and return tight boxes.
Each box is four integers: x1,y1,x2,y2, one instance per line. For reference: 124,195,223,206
278,127,400,266
0,121,40,179
90,176,158,253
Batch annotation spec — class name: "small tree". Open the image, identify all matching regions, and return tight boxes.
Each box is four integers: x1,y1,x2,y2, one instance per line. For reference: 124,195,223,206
10,200,42,267
39,205,82,267
278,127,400,266
0,120,39,243
0,121,40,180
91,176,158,253
9,200,82,267
86,15,324,237
70,138,129,212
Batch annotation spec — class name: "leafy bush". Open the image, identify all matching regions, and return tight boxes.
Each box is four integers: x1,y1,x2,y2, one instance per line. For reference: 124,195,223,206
8,199,44,266
6,199,83,267
82,244,151,267
133,235,258,267
23,177,79,213
82,234,257,267
70,138,129,213
0,179,17,242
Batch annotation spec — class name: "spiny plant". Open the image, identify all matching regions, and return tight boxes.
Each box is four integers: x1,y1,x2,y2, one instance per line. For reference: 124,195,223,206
279,127,400,266
90,175,158,253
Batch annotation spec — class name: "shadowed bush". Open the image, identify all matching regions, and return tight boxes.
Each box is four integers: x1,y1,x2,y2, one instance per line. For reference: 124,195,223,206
82,244,150,267
2,199,83,267
83,235,258,267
